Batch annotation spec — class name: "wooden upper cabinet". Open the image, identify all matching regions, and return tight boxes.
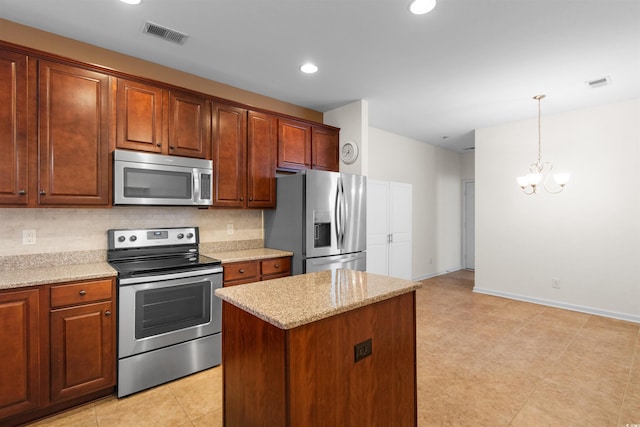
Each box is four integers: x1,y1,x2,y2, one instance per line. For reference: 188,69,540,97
38,60,110,206
0,288,40,420
212,102,247,208
212,103,277,209
0,50,29,206
247,111,277,208
311,126,339,171
115,79,167,154
277,118,311,172
169,90,210,159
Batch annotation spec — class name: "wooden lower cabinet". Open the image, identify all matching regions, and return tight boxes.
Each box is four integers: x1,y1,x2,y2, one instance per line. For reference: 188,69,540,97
223,256,292,287
0,278,116,426
0,288,40,420
222,291,417,426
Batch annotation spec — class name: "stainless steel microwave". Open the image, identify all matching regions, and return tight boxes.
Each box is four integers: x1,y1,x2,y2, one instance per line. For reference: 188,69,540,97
113,150,213,206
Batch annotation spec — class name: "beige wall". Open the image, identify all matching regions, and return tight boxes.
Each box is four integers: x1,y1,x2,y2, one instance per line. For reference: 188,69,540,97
368,127,464,280
475,98,640,322
0,18,322,122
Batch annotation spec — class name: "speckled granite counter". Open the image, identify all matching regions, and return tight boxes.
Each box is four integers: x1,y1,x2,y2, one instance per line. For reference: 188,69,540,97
215,269,421,329
0,262,117,290
203,247,293,263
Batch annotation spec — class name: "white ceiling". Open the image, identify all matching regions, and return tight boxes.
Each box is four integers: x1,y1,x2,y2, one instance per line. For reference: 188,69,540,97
1,0,639,152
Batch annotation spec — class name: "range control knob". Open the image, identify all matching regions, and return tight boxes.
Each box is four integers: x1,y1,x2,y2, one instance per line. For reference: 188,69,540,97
186,233,194,239
117,236,126,243
177,233,185,239
129,235,137,242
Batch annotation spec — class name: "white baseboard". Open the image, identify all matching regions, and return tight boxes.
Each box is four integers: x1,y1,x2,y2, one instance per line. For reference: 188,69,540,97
414,266,464,282
473,287,640,324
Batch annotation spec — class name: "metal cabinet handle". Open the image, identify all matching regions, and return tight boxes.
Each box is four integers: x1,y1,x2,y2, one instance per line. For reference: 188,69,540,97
156,143,162,147
274,264,280,269
169,145,175,149
79,290,87,296
239,269,245,274
240,196,244,201
39,190,46,195
249,197,253,201
105,310,111,316
18,190,26,195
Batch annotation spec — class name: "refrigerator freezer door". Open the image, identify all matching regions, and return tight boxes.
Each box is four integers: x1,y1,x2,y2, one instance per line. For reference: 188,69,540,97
305,252,366,273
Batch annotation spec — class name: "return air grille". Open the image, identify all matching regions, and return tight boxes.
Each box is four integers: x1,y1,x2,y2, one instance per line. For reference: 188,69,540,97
142,21,189,45
585,76,611,89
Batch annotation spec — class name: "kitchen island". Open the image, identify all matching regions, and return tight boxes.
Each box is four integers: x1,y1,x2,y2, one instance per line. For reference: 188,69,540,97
215,269,421,427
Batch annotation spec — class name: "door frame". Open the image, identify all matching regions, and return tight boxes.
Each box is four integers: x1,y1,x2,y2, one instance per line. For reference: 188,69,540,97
462,179,475,270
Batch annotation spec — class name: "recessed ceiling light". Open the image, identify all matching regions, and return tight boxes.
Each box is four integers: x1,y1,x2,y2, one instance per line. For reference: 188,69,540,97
300,63,318,74
120,0,141,5
409,0,436,15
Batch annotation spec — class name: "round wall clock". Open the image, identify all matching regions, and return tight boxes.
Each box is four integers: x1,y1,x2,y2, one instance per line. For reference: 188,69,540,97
340,141,359,164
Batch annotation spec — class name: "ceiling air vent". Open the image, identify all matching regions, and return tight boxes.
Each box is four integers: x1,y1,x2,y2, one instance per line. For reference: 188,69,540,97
585,76,611,89
142,21,189,45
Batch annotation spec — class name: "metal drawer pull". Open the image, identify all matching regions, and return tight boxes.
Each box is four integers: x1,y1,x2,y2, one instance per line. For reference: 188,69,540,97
18,190,26,195
79,290,87,296
105,310,111,316
39,190,46,195
274,264,280,268
239,269,245,274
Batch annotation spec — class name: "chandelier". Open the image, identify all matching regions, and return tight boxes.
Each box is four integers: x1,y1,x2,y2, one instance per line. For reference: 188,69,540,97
516,95,570,195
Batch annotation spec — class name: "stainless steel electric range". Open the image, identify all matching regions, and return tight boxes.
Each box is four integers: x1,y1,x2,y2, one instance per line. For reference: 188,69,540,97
107,226,222,398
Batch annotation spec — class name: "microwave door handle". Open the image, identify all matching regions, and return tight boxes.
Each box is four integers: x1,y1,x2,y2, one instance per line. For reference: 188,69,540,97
193,169,201,203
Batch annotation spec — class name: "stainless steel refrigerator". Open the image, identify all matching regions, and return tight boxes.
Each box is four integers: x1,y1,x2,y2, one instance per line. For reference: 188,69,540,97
264,169,366,275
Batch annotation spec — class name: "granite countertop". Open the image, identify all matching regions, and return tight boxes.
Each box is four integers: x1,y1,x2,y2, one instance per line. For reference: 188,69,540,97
0,262,117,290
0,247,292,291
215,269,422,330
204,248,293,264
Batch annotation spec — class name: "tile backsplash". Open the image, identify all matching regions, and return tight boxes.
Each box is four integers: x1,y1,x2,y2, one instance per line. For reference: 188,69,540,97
0,207,263,257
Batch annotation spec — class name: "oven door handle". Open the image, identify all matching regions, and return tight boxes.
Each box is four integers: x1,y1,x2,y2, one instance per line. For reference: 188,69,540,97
118,266,223,285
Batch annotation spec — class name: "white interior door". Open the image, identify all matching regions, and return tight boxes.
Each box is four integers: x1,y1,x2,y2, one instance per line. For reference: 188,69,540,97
463,180,475,270
366,180,389,276
389,182,412,280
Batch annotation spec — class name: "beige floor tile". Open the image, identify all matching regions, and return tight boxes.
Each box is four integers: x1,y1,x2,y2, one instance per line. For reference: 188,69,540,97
95,385,190,426
169,365,223,421
510,404,574,426
191,407,223,427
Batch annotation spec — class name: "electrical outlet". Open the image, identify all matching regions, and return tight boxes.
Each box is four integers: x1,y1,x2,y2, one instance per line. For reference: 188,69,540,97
226,224,234,235
23,229,36,245
354,338,372,363
552,278,560,289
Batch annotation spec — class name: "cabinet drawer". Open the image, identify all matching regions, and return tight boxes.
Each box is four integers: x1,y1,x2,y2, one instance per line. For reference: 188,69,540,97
223,261,259,283
50,278,113,308
261,257,291,276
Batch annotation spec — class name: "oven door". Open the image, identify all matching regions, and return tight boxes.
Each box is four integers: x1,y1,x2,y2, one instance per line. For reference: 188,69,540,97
118,270,222,358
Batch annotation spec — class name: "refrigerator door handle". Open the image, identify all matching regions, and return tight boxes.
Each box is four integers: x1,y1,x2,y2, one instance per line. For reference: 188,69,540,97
335,177,342,250
340,178,346,249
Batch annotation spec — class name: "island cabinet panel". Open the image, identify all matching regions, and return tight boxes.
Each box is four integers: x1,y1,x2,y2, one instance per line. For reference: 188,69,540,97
38,60,110,206
222,291,417,427
0,288,40,420
0,50,29,205
310,126,339,172
115,78,167,154
222,303,286,427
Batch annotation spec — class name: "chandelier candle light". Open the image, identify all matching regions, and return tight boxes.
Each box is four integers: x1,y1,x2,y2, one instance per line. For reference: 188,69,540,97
516,95,570,195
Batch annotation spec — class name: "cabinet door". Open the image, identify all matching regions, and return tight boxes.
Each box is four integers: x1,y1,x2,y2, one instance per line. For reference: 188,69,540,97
212,103,247,208
0,50,29,205
116,79,167,154
38,60,110,206
247,111,277,208
168,90,210,159
277,118,311,171
50,301,114,403
0,288,40,419
311,126,339,172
